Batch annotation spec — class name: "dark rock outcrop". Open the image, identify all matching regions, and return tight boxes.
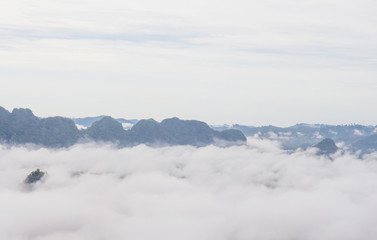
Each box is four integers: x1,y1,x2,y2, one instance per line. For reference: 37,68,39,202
24,169,45,184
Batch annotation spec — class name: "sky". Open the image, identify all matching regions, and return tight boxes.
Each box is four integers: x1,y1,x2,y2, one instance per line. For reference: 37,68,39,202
2,139,377,240
1,0,377,126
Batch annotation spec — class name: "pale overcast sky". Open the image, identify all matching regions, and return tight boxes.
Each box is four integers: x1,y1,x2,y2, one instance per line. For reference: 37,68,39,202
1,0,376,126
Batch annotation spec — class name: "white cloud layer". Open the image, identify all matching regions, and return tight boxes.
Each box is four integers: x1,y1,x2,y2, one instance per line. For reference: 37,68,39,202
1,139,377,239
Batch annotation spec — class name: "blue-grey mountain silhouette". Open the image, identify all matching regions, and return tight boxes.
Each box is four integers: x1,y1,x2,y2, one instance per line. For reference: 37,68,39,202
231,123,376,153
86,116,127,142
0,106,246,148
127,118,171,145
0,107,79,147
9,108,42,144
215,129,247,142
4,105,377,152
160,117,215,145
85,116,247,147
73,116,137,128
41,117,80,147
314,138,338,155
352,134,377,153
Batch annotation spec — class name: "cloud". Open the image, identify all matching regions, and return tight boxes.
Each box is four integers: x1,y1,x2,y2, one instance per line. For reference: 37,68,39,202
354,129,364,136
1,139,377,239
1,0,377,125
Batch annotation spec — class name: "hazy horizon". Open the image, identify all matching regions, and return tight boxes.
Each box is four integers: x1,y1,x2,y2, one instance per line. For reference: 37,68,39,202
1,104,376,128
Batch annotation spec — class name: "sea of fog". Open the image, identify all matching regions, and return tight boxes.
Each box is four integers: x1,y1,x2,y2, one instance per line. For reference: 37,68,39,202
1,138,377,240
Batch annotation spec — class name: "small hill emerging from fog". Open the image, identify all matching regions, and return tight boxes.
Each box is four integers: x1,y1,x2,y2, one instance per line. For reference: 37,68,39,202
0,106,246,148
24,169,46,184
314,138,338,155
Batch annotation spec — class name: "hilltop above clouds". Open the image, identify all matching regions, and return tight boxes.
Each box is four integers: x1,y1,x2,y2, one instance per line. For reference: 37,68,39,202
0,106,246,148
2,106,377,153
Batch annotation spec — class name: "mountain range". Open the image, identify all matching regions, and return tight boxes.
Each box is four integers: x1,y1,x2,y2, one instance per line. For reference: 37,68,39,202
1,106,377,153
215,123,377,153
0,107,246,148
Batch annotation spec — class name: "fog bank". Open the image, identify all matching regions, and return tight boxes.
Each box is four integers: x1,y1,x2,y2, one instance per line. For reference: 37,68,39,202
1,138,377,240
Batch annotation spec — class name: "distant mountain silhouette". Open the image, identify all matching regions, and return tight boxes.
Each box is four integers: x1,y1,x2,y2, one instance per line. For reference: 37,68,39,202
0,106,11,140
9,108,42,144
0,107,79,147
0,106,246,148
160,117,215,145
231,124,376,153
215,129,247,142
40,117,80,147
127,119,171,145
73,116,105,127
314,138,338,155
352,134,377,153
3,105,377,153
73,116,137,128
85,116,247,147
86,116,127,142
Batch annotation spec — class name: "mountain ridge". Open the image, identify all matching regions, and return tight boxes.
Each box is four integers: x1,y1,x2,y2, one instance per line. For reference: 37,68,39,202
2,106,377,153
0,106,246,148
